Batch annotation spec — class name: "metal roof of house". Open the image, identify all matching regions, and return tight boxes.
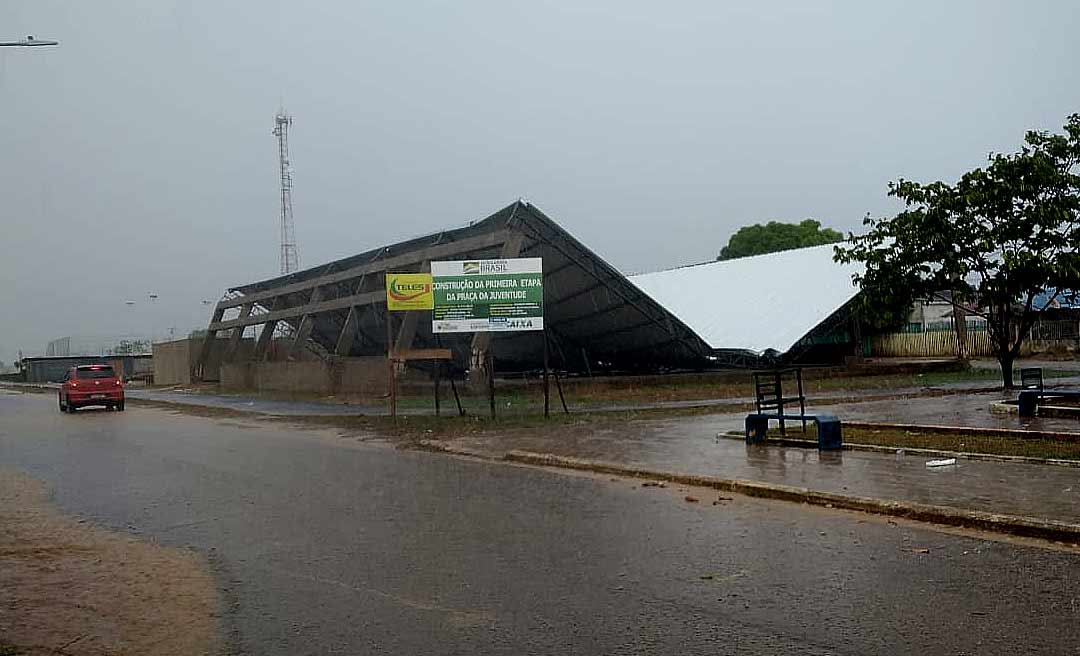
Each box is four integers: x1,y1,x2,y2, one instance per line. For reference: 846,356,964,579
628,244,863,355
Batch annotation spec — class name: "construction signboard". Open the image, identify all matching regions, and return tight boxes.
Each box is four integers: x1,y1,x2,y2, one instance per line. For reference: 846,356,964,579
431,258,543,333
385,273,434,311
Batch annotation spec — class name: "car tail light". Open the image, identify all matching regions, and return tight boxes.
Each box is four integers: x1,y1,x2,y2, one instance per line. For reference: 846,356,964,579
115,380,122,386
70,381,77,388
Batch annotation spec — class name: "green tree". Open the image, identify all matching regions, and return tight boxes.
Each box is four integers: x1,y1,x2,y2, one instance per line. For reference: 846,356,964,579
718,219,844,260
836,114,1080,388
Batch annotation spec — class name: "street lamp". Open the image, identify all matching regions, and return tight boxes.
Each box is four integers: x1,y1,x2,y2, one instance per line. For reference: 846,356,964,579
0,36,59,47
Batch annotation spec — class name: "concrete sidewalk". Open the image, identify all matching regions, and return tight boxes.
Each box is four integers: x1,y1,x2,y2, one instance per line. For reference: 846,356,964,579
441,413,1080,529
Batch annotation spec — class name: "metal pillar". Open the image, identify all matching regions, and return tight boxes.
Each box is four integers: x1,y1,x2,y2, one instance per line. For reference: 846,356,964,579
288,287,322,360
289,315,316,360
334,307,359,356
254,320,278,361
194,306,226,380
224,303,255,362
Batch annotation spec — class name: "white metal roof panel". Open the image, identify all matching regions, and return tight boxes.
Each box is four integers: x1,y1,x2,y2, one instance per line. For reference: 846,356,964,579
628,245,863,354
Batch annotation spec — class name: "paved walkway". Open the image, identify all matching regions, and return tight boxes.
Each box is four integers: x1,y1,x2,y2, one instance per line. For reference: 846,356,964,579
445,414,1080,526
800,391,1080,434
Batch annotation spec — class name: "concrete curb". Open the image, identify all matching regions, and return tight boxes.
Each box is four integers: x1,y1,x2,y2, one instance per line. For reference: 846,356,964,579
500,450,1080,544
716,431,1080,468
843,420,1080,443
124,397,266,417
0,382,54,394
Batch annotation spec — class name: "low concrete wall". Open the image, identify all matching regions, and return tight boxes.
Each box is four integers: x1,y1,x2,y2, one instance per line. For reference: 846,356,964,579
333,357,391,398
220,356,390,397
153,339,193,386
155,337,257,384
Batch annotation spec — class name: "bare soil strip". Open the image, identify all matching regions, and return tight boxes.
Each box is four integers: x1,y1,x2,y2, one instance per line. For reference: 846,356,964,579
0,471,219,656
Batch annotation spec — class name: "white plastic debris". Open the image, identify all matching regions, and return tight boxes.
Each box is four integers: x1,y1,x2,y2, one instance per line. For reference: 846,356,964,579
926,458,957,467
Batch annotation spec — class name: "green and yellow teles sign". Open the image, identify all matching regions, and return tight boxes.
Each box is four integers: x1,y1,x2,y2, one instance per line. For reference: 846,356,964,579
385,272,434,311
431,258,543,333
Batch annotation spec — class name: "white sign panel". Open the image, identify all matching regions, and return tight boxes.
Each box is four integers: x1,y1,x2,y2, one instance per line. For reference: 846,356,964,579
431,258,544,333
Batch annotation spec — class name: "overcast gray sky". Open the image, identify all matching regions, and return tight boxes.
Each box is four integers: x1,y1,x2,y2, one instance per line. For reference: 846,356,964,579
2,0,1078,363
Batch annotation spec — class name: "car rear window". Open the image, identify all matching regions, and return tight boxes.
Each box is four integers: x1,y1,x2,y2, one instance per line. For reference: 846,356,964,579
76,366,116,379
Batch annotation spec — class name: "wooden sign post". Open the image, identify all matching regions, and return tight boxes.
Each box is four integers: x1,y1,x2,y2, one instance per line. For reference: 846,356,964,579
386,312,396,418
543,329,550,418
390,347,454,419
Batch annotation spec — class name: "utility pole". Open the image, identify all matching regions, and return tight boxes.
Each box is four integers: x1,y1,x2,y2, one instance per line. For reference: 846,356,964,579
272,109,300,275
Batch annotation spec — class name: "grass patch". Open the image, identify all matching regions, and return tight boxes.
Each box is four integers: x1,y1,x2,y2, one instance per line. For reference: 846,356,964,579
138,361,1074,415
273,403,744,443
390,366,1076,412
0,644,20,656
846,426,1080,461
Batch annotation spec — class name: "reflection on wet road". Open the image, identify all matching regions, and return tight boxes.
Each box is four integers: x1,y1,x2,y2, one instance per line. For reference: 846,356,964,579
1,392,1078,655
451,410,1080,524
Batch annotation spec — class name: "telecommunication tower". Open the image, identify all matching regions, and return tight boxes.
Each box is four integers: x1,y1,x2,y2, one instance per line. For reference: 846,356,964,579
272,109,300,275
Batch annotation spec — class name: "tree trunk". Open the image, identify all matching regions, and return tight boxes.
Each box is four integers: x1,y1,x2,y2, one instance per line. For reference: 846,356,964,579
953,302,967,360
999,353,1015,389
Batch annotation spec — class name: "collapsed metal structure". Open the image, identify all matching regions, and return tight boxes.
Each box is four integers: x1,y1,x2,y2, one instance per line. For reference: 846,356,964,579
195,201,717,379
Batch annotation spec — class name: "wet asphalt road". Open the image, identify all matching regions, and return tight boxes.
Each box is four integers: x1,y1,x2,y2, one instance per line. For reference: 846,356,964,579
2,391,1079,655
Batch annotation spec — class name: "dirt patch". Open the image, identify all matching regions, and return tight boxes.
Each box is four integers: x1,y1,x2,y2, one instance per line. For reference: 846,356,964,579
0,470,219,656
126,398,258,420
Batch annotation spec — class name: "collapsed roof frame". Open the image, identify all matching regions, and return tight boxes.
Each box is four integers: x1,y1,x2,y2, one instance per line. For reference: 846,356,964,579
194,201,715,380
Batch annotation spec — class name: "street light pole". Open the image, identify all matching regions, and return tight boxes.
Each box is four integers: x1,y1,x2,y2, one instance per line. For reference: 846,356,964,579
0,36,59,47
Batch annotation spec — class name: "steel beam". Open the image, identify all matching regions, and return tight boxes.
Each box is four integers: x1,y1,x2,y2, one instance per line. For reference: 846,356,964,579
254,320,278,361
287,286,324,360
334,307,359,356
194,306,226,380
223,303,254,362
209,290,385,331
289,314,316,360
216,230,510,311
395,311,420,353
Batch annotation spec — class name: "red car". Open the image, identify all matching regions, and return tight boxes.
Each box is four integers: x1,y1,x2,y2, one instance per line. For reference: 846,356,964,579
59,364,126,412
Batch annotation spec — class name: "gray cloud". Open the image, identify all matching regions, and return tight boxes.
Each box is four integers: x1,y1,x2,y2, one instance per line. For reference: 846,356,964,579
2,0,1078,362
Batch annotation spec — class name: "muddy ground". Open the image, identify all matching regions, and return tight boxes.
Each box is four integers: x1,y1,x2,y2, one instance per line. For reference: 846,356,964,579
0,470,219,656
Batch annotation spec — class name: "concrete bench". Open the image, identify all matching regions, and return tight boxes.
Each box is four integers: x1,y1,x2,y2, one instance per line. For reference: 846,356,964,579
1018,389,1080,417
745,413,843,450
